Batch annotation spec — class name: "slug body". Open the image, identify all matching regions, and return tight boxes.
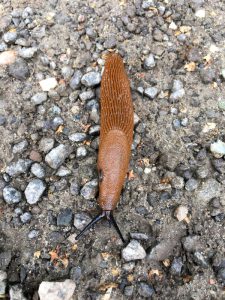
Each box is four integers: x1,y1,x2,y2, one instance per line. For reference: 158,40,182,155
98,53,134,210
76,53,133,242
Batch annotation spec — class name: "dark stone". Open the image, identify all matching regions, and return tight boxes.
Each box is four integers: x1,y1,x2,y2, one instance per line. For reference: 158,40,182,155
8,58,29,80
57,208,73,226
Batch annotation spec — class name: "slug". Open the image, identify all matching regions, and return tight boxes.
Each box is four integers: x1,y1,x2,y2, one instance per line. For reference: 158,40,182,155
76,53,134,243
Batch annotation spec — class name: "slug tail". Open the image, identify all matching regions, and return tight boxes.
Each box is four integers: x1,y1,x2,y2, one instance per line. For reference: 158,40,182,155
75,210,125,243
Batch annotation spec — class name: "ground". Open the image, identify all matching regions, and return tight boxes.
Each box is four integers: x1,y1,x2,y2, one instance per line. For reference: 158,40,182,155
0,0,225,299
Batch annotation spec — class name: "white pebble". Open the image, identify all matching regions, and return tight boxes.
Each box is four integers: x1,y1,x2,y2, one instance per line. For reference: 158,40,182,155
39,77,58,91
210,140,225,157
174,205,188,222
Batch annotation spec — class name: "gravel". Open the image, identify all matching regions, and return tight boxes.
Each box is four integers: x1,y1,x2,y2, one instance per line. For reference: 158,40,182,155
25,179,46,204
57,208,73,226
39,137,54,153
38,280,76,300
68,133,86,142
143,53,156,69
122,240,146,261
3,186,22,204
31,92,47,105
195,179,222,207
80,179,98,200
70,70,82,90
138,282,155,298
0,271,7,296
8,58,29,80
81,72,101,87
74,213,92,230
31,163,45,178
144,87,158,99
20,212,32,224
18,47,37,59
12,140,28,154
45,144,71,169
6,160,32,177
76,146,87,158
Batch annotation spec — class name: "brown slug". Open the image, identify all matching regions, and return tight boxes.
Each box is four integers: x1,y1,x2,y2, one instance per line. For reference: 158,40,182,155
75,53,134,243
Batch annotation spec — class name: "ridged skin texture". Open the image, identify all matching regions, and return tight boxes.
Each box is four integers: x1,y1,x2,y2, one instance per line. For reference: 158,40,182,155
98,53,134,210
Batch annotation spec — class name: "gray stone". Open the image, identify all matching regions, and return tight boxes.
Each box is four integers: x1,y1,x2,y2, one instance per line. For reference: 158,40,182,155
3,186,22,204
144,87,158,99
81,72,101,87
193,251,208,268
0,270,7,296
90,108,99,124
148,241,176,261
122,240,146,261
9,285,27,300
171,176,184,189
144,53,156,69
25,179,46,204
196,165,209,179
31,92,47,105
181,117,188,127
137,86,144,95
0,115,6,125
170,257,183,275
51,116,64,130
185,178,198,191
6,159,32,176
12,140,28,154
170,89,185,102
68,133,86,142
20,212,32,224
3,31,17,43
31,163,45,178
45,144,71,169
153,28,164,41
173,119,181,129
38,280,76,300
79,90,94,101
74,213,92,230
80,179,98,200
0,42,8,52
61,66,73,80
56,166,71,176
182,235,202,252
142,0,155,9
172,80,183,92
130,232,149,240
18,47,37,59
0,251,11,270
200,68,216,83
70,70,82,89
124,286,134,297
138,282,154,298
57,208,73,226
89,125,100,135
39,137,54,153
76,146,87,158
104,36,117,48
195,179,221,207
8,58,29,80
28,230,39,239
70,180,80,196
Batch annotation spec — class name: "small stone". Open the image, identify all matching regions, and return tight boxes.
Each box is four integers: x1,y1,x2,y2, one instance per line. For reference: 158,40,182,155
0,251,12,270
104,36,117,48
170,89,185,102
12,140,28,154
31,163,45,178
51,116,64,130
181,117,188,127
81,72,101,87
79,90,94,101
153,28,164,41
221,69,225,79
187,48,201,62
8,58,29,80
130,233,148,240
90,108,99,124
0,50,17,65
18,47,37,59
173,119,181,129
0,270,7,295
25,179,46,204
57,208,73,226
210,140,225,157
218,100,225,111
70,180,80,196
74,213,92,230
39,137,54,153
0,115,6,125
217,268,225,282
3,186,21,204
31,92,47,105
137,86,144,95
54,178,68,191
144,87,158,99
185,178,198,191
70,266,82,281
174,205,188,221
195,9,205,18
169,21,178,30
171,176,184,189
195,179,221,207
28,230,39,239
143,54,156,70
182,235,202,252
45,144,71,169
122,240,146,261
38,280,76,300
138,282,154,298
61,66,73,80
68,133,86,142
20,212,32,224
89,125,100,135
14,208,23,215
6,159,32,176
124,286,134,297
39,77,58,91
56,166,71,176
9,285,27,300
80,179,98,200
196,165,209,179
170,257,183,275
70,70,82,90
200,68,216,84
29,150,42,162
134,113,140,125
76,146,87,158
3,31,17,43
193,251,208,268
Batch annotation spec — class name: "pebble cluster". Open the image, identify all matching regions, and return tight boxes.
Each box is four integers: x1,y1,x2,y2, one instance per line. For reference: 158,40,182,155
0,0,225,299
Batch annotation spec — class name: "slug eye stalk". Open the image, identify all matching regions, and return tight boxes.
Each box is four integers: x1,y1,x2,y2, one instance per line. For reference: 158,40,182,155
75,210,125,243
